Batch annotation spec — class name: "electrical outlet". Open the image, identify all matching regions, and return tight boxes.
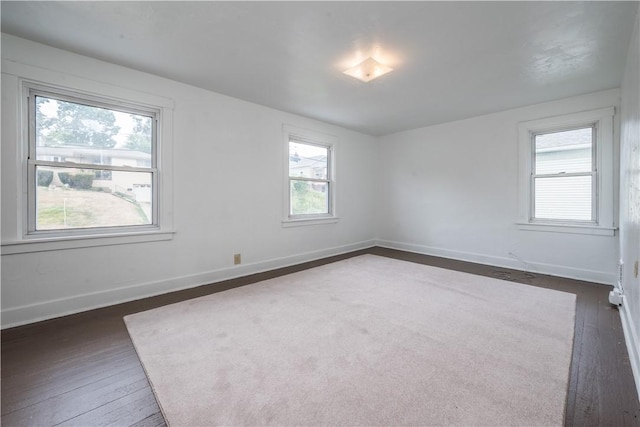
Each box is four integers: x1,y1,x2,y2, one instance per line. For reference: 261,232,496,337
233,253,241,265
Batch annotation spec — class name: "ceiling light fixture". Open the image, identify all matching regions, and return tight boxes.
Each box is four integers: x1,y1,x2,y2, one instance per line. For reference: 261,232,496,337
343,57,393,83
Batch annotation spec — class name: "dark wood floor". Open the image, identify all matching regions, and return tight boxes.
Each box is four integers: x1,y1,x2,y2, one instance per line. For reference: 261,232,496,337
2,247,639,426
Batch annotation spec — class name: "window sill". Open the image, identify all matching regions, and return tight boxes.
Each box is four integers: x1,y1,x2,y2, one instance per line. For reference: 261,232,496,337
1,230,175,255
516,222,616,236
282,216,340,228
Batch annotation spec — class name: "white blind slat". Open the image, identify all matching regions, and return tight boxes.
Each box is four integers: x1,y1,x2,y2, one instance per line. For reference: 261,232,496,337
534,175,592,221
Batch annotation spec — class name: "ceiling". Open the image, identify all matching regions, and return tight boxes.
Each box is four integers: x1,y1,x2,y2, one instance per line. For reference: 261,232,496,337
1,1,638,136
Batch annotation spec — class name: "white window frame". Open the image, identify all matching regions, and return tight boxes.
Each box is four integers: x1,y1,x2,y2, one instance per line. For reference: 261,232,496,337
25,83,161,237
282,124,338,227
517,107,616,236
1,62,174,254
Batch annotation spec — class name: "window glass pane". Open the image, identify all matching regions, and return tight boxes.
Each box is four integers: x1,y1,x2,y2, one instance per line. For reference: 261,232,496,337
290,180,329,215
289,141,328,179
35,95,153,168
35,166,152,230
534,175,592,221
534,127,592,174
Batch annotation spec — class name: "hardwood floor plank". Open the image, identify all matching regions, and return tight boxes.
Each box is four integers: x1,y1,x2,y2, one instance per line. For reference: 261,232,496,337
2,348,140,415
55,386,159,427
130,412,166,427
2,343,134,386
2,367,149,426
564,295,587,426
571,304,601,425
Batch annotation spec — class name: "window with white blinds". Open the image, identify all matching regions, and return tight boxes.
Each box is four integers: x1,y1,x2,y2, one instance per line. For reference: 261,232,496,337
532,126,595,222
517,107,615,236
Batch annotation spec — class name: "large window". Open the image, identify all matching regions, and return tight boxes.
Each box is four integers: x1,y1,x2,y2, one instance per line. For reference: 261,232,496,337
517,107,615,235
283,125,336,225
26,84,159,236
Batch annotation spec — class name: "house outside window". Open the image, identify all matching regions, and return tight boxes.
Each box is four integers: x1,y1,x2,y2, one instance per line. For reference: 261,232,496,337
517,107,615,236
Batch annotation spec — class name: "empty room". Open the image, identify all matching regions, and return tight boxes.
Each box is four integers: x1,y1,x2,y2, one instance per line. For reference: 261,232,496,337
1,1,639,426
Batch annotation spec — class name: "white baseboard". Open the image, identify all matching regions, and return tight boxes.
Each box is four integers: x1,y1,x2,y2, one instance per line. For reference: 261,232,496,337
2,238,616,329
620,302,640,402
1,240,376,329
375,239,616,285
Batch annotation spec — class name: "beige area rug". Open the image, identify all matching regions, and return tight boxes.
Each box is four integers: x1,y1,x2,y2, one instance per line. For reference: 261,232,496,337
125,255,576,426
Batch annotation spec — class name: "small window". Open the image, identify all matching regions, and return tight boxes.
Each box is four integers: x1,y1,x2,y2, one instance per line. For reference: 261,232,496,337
283,125,337,225
517,107,615,236
27,85,158,234
532,126,595,222
289,140,330,216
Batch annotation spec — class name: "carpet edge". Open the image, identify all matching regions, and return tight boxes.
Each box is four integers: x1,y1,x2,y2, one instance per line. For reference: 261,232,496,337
123,316,171,427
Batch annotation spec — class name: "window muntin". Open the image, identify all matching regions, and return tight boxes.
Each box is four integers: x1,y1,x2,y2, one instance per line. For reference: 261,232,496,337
531,126,596,222
28,87,159,234
288,140,332,217
517,107,614,236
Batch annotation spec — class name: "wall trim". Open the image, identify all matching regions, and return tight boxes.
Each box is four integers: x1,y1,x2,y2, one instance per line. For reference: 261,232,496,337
620,302,640,402
1,239,376,329
375,239,616,286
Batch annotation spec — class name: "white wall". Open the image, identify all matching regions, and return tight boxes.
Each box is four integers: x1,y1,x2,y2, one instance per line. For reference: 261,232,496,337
619,7,640,399
0,34,378,327
377,89,621,285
